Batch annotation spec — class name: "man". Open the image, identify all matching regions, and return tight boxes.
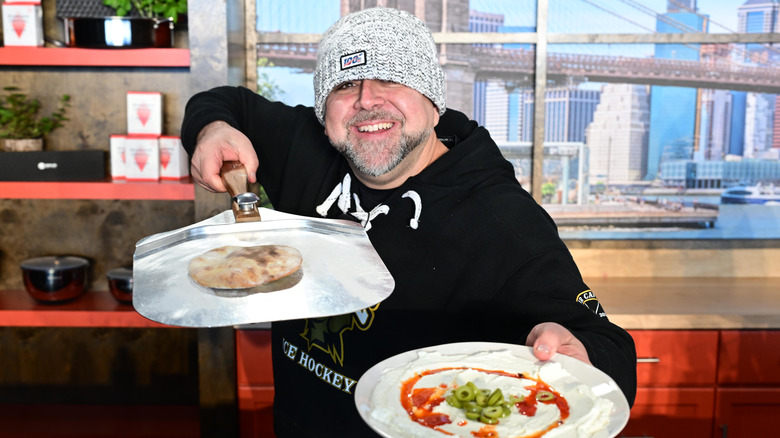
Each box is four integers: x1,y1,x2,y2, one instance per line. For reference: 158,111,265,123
182,7,636,437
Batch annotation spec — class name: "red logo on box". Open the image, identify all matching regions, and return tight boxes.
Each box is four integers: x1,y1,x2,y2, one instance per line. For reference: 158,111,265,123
136,104,151,126
160,148,171,169
12,15,26,37
134,149,149,171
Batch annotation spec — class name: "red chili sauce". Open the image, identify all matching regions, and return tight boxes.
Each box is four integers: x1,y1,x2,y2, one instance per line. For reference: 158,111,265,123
399,367,570,438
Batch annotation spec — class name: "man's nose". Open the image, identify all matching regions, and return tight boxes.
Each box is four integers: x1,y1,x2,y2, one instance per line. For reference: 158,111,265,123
356,80,386,110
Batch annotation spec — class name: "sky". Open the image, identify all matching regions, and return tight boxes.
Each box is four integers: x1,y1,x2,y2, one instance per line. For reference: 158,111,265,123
256,0,755,105
257,0,746,33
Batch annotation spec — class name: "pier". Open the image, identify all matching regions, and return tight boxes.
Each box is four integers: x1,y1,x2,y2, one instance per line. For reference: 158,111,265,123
546,201,719,229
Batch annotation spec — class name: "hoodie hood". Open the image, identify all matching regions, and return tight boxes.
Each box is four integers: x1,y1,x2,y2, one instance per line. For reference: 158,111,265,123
314,108,528,232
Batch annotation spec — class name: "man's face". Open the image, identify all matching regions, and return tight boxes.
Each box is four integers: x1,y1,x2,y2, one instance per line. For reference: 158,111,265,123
323,79,439,178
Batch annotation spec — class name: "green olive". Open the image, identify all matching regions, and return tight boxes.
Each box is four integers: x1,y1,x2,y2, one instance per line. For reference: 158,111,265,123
479,415,499,424
455,385,476,402
465,411,481,420
482,406,503,419
509,395,525,404
536,390,555,402
501,404,512,417
487,389,504,406
446,380,524,425
462,402,481,414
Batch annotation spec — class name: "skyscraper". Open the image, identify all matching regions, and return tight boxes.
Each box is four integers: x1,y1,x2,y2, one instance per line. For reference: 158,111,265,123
737,0,779,156
738,0,779,64
469,9,505,125
645,2,707,180
586,84,650,185
697,89,733,161
519,87,601,143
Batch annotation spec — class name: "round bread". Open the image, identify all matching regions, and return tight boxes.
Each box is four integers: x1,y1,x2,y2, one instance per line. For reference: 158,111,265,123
188,245,303,289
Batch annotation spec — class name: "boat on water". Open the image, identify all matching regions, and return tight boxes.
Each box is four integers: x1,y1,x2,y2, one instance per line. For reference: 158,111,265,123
721,184,780,205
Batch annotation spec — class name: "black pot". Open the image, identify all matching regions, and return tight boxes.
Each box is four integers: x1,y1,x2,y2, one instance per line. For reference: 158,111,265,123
107,267,133,305
21,256,89,303
63,17,173,48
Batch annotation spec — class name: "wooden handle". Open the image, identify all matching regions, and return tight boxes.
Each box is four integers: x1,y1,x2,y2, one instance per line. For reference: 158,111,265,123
220,161,261,222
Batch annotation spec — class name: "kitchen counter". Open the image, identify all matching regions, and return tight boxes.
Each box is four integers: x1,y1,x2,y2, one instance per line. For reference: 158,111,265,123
588,277,780,330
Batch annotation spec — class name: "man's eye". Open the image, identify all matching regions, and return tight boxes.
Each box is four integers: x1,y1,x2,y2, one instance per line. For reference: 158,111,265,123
336,82,357,90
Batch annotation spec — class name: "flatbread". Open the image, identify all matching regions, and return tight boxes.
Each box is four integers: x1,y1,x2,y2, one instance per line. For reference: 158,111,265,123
188,245,303,289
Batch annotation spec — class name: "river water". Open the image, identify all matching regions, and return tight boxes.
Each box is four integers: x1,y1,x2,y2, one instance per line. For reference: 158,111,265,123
555,203,780,240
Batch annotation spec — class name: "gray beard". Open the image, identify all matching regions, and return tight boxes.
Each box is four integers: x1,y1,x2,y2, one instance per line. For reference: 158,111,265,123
330,111,432,177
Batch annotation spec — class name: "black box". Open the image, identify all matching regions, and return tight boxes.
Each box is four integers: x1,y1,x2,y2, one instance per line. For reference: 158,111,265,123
0,150,106,181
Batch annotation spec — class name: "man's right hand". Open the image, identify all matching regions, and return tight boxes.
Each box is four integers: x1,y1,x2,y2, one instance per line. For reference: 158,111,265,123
190,121,260,192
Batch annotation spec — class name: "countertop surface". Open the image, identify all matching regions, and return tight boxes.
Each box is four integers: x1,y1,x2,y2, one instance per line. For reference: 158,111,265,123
588,277,780,330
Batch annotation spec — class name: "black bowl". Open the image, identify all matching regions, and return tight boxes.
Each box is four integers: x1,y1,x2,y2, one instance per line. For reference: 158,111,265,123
107,267,133,305
21,256,89,303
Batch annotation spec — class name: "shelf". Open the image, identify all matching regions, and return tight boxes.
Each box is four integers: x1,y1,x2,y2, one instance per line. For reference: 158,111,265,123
0,47,190,67
0,179,195,200
0,289,170,328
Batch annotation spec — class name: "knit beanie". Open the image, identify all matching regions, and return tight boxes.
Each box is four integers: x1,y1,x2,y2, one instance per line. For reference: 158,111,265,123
313,7,446,124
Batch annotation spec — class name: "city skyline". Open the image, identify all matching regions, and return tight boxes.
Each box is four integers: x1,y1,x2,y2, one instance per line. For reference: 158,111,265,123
256,0,779,191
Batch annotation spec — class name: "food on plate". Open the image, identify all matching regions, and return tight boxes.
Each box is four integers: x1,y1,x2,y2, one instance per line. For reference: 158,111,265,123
188,245,303,289
369,349,614,438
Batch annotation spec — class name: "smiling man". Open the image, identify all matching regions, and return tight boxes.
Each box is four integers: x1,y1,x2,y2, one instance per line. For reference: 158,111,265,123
181,7,636,438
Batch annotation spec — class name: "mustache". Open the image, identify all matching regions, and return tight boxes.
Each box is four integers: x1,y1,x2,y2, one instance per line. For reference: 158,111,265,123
348,109,402,126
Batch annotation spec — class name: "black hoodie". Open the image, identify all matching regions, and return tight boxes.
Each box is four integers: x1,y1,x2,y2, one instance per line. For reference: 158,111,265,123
182,86,637,438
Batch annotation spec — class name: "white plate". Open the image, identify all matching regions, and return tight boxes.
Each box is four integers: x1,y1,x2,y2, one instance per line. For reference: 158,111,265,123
355,342,630,438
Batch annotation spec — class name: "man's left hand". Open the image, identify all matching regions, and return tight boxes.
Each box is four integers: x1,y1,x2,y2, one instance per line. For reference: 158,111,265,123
526,322,592,365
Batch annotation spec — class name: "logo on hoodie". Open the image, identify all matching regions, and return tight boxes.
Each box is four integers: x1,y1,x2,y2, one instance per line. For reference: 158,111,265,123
299,304,378,366
577,289,606,318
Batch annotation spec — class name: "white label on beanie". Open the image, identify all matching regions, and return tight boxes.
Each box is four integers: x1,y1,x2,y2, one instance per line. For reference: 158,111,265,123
340,51,366,70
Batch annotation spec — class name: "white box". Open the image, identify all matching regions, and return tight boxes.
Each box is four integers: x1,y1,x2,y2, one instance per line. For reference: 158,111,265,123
125,135,160,181
2,3,44,47
127,91,163,135
159,136,189,180
109,134,127,180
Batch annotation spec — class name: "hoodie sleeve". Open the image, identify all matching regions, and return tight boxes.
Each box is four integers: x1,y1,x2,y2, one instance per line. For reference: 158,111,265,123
179,85,325,205
489,242,638,407
461,185,637,406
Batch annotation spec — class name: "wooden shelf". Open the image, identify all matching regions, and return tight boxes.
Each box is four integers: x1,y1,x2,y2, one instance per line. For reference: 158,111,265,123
0,47,190,67
0,179,194,200
0,289,170,328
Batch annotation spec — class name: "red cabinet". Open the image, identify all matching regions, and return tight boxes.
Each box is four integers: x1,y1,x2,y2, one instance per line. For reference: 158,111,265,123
621,330,780,438
620,330,718,438
624,388,716,438
236,329,276,438
717,331,780,386
632,330,719,387
715,388,780,438
714,331,780,437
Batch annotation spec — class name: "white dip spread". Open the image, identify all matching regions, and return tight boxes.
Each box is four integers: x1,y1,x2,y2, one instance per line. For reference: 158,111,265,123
369,350,614,438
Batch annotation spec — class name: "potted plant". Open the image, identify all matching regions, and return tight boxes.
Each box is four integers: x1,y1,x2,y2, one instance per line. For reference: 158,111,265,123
102,0,187,23
57,1,187,48
0,87,71,152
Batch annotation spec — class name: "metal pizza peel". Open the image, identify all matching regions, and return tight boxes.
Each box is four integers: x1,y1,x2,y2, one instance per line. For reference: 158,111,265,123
132,162,394,327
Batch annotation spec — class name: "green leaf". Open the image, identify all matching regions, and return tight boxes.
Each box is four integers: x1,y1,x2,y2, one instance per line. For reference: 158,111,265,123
0,87,70,139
